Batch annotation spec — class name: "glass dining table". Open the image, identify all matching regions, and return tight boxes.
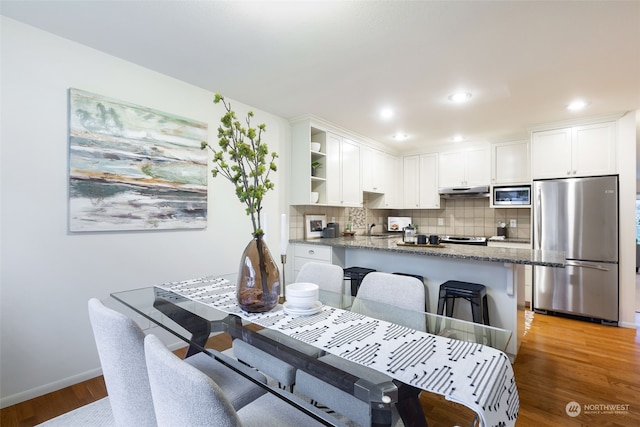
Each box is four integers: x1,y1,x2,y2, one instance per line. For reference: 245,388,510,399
111,275,517,427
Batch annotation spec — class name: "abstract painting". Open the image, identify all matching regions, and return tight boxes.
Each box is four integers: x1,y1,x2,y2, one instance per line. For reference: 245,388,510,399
68,88,208,231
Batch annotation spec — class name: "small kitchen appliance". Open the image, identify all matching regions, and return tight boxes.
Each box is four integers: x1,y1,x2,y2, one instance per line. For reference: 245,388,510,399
403,224,417,244
388,216,411,232
492,185,531,206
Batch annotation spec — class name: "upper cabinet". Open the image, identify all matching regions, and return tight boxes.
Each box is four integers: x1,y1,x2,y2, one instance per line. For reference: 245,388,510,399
403,153,440,209
361,146,385,194
325,132,362,207
531,121,616,179
438,147,490,188
368,152,401,209
491,139,530,185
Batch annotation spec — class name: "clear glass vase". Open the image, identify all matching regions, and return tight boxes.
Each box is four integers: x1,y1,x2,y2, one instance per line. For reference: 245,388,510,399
236,233,280,313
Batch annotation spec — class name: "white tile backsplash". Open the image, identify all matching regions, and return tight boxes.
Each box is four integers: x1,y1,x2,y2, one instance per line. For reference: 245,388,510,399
289,197,531,240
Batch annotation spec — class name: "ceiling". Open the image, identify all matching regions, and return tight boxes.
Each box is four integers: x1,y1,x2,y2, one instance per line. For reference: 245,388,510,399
2,0,639,155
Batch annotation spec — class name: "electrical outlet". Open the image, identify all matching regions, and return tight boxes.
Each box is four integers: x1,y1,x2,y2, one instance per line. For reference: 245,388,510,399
509,219,517,228
438,218,444,226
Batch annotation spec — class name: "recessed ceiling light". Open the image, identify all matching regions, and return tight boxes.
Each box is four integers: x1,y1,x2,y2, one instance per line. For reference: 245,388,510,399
567,100,588,111
392,133,408,141
448,92,472,103
450,135,465,142
380,108,394,119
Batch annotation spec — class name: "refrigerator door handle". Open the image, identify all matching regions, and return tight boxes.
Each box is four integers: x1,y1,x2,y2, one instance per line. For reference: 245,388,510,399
534,186,541,250
566,261,611,272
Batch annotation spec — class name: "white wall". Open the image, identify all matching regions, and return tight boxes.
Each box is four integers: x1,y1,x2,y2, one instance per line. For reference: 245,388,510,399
0,17,291,407
618,112,637,328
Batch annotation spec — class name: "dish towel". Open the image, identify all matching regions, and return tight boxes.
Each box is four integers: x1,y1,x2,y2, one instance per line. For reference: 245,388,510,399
156,277,519,427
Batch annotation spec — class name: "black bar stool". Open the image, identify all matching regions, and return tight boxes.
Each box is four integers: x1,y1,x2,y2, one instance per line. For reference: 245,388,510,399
436,280,491,345
343,267,376,296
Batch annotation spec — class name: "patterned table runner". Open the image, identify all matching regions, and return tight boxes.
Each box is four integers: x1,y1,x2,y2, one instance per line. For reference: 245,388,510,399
157,277,518,427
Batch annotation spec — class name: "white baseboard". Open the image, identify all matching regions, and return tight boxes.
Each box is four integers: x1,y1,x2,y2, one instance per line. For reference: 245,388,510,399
0,367,103,409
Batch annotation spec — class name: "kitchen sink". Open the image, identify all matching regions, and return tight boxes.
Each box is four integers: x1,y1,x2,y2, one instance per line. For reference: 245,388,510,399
367,234,399,239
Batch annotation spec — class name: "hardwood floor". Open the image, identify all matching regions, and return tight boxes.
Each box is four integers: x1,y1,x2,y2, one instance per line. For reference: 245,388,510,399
2,313,638,427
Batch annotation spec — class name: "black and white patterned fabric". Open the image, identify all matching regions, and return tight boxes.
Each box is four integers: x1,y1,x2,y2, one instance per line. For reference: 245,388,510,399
157,277,519,427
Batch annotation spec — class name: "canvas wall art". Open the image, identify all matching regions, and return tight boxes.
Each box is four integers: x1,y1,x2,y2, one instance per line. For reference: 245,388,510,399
68,88,208,231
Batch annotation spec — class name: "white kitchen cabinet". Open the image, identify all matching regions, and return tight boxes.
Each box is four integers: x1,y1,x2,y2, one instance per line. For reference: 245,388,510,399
439,147,490,188
531,121,616,179
361,146,385,194
293,243,345,285
403,153,440,209
383,153,401,208
368,152,401,209
491,139,530,185
326,132,362,207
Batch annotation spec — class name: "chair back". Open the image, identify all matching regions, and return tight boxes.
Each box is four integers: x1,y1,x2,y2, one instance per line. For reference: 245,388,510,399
87,298,156,427
353,272,426,330
296,262,344,293
144,334,242,427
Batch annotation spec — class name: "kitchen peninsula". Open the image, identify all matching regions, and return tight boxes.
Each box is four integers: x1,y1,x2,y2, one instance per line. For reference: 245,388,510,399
290,235,566,359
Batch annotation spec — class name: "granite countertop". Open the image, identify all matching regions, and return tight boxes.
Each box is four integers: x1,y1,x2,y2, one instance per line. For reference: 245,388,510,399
290,235,565,267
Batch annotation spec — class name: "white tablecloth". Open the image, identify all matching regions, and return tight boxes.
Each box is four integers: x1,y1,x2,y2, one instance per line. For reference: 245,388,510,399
157,277,519,427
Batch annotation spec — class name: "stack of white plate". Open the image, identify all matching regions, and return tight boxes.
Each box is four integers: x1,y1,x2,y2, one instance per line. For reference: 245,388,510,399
283,282,322,316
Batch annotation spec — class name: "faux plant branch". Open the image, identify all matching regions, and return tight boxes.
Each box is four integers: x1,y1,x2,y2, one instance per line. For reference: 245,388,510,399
201,94,278,236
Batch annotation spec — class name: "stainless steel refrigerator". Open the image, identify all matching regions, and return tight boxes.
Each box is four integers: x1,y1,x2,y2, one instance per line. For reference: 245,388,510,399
532,175,619,324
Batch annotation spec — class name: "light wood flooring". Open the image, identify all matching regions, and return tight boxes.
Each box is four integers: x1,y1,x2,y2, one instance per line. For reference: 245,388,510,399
2,313,639,427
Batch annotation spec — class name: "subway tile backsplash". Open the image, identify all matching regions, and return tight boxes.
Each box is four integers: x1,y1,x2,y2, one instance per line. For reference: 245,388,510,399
289,197,531,241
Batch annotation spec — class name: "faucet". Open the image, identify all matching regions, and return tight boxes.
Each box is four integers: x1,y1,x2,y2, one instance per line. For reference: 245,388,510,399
367,223,376,235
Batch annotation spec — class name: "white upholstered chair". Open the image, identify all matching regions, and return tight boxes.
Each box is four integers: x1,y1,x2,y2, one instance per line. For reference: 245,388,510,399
296,262,345,293
88,298,266,426
144,334,337,427
295,272,426,426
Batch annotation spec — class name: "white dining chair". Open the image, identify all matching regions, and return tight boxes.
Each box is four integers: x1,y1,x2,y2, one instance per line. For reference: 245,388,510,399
233,263,345,390
144,334,338,427
88,298,267,426
296,262,345,293
295,272,426,427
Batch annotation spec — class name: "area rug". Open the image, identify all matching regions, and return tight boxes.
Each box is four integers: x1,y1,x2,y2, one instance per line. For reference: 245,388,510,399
35,397,114,426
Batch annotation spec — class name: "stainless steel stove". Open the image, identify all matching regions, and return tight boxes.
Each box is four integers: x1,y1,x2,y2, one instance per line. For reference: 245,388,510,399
440,236,488,246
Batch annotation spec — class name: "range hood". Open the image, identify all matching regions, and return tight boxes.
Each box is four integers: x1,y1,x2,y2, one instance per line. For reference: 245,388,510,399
438,185,490,198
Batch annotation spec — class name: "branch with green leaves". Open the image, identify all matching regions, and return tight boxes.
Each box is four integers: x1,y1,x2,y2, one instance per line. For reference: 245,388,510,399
201,94,278,236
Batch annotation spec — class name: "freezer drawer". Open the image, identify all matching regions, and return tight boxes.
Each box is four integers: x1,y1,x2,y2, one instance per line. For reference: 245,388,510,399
533,261,618,322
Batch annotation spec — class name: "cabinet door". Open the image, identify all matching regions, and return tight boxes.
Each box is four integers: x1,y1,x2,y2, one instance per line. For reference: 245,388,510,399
403,155,420,208
325,132,342,205
465,147,490,186
531,128,572,179
340,138,362,206
361,147,384,193
572,122,616,177
419,154,440,208
492,140,530,184
438,151,467,187
384,154,399,208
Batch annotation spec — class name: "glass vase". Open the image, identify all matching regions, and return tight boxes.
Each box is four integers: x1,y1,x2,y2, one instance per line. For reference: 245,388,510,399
236,233,280,313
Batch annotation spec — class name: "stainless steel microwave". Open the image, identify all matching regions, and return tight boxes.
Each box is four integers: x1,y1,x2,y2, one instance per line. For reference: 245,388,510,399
492,185,531,206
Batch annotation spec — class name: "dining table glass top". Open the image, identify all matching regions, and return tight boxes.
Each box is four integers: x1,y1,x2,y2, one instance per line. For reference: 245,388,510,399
111,275,518,427
111,275,511,353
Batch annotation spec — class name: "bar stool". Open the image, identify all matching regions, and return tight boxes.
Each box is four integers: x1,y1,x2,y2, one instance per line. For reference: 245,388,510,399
343,267,376,296
436,280,491,345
